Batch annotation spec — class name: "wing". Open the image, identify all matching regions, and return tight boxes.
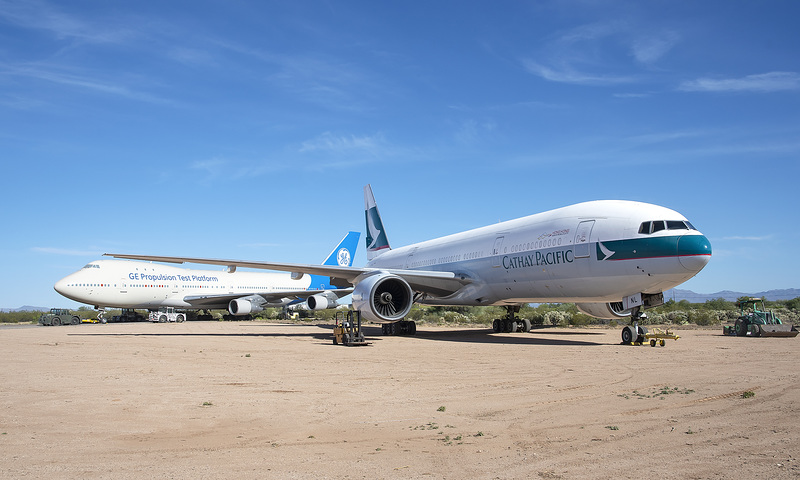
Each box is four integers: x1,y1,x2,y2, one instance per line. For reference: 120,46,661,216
104,253,472,297
181,288,354,309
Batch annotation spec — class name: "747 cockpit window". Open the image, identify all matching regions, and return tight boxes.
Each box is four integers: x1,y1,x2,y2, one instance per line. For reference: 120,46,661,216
639,220,695,234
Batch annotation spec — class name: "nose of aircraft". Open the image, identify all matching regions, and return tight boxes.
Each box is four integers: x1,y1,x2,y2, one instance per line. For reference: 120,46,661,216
54,276,69,295
678,234,712,272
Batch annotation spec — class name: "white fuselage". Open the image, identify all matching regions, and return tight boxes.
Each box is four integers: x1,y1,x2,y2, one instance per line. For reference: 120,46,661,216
55,260,316,309
367,200,711,306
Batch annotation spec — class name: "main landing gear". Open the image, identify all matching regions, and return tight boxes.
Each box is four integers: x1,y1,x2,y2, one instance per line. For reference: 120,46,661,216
492,306,531,333
621,306,649,344
382,320,417,335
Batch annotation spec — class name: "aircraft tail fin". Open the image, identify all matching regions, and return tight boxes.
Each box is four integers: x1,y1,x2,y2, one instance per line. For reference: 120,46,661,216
321,231,360,267
364,184,391,260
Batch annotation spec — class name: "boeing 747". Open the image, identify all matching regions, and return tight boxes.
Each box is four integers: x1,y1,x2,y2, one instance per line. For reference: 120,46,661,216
55,232,359,320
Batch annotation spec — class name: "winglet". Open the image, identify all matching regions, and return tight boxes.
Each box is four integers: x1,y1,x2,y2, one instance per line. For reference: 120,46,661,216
364,184,391,260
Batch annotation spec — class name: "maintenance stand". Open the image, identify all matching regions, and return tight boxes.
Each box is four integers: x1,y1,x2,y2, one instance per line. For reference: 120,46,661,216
333,310,370,346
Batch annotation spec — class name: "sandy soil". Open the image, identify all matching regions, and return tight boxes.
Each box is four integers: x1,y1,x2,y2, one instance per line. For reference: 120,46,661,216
1,321,798,479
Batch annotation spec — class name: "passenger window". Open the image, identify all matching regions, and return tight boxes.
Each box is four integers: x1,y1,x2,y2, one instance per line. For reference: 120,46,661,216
652,221,666,233
639,222,651,234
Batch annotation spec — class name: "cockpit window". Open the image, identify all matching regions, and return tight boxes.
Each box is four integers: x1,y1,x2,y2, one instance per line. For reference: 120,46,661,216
639,220,696,235
666,220,688,230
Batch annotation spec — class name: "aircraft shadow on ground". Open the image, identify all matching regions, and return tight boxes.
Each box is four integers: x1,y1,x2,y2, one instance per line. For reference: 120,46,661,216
69,323,606,347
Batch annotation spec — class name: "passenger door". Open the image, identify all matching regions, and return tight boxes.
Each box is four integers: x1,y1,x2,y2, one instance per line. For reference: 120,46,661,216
573,221,595,258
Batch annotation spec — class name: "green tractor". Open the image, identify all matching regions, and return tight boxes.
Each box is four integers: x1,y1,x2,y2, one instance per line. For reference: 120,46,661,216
39,308,81,326
723,298,798,337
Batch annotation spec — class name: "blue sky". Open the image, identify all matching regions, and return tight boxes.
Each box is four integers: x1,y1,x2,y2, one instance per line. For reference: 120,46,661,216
1,1,799,308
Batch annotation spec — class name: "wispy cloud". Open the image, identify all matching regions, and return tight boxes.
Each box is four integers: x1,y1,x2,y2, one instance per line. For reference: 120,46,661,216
32,246,101,256
523,60,637,86
0,0,132,44
1,63,174,104
299,131,386,155
631,30,680,64
679,72,800,93
721,235,775,241
522,20,679,87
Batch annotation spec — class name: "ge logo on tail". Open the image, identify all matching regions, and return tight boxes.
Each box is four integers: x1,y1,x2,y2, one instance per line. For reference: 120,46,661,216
337,248,351,266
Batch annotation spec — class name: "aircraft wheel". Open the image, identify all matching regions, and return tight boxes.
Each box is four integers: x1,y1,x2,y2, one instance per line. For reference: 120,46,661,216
409,321,416,335
621,326,634,344
492,319,501,333
637,326,648,344
522,319,531,333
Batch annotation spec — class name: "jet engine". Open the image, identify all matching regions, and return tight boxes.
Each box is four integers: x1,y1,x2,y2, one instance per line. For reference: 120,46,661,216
306,293,337,311
575,301,631,320
228,296,265,315
351,273,414,323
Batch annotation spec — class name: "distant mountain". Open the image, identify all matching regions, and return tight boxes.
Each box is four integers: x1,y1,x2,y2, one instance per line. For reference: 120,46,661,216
0,306,50,313
664,288,800,303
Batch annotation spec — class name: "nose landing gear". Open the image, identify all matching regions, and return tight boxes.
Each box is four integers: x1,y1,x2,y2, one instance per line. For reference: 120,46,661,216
621,307,648,344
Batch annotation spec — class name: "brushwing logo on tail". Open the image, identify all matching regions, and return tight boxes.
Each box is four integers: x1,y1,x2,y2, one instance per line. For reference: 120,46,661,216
366,207,389,252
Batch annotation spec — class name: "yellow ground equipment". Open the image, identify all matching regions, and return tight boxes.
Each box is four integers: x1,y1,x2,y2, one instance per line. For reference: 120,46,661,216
333,310,370,346
644,328,680,347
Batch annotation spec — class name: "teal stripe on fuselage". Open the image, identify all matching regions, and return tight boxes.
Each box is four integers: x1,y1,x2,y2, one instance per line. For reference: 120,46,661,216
596,235,711,261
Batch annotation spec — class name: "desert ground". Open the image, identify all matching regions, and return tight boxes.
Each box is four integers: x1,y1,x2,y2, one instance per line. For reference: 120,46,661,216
1,320,798,479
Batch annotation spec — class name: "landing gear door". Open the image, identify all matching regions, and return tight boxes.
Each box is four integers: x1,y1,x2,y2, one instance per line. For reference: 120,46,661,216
574,220,595,258
492,236,505,267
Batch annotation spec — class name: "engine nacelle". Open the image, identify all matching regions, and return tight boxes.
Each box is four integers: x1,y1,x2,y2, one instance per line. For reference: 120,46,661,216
352,273,414,323
307,293,336,311
228,296,265,315
575,302,631,320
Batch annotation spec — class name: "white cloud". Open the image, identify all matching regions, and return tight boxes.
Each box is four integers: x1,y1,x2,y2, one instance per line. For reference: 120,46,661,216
522,21,674,86
0,0,132,43
523,60,637,86
679,72,800,93
32,247,101,256
631,31,680,64
299,131,385,155
721,235,774,241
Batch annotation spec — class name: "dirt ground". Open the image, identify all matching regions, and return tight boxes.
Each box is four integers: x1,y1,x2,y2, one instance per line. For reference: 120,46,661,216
1,321,798,479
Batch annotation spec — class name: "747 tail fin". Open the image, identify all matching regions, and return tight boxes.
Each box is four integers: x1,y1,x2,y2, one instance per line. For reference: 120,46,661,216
321,231,360,267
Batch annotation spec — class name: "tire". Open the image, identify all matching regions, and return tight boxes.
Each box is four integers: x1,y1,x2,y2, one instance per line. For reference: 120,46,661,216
522,319,531,333
176,314,185,323
53,317,61,326
735,319,747,336
159,315,167,323
636,326,648,344
621,326,634,344
71,316,80,325
492,319,501,333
